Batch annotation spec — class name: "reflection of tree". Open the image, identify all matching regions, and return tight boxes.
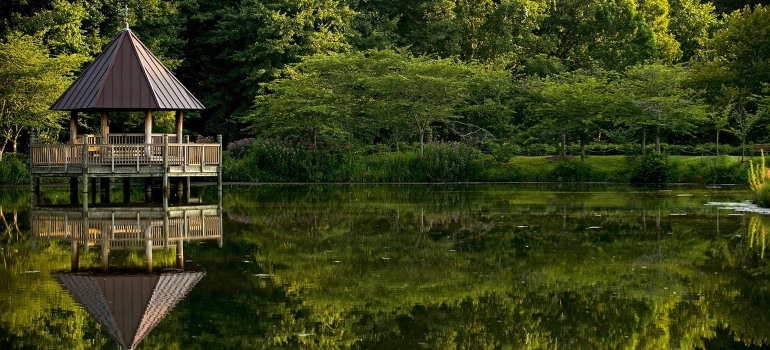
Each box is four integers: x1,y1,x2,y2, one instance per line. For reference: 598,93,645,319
4,186,770,348
748,216,770,259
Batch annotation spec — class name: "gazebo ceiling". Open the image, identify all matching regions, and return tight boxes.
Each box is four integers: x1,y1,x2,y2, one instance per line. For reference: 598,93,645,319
50,29,204,112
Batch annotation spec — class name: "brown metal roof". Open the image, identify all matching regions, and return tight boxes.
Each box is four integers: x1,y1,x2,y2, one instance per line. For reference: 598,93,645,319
50,29,204,111
55,272,205,349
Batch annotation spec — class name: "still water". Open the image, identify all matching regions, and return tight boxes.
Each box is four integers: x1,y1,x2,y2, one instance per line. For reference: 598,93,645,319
2,184,770,349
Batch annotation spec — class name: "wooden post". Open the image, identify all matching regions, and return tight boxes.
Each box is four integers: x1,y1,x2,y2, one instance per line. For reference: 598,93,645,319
162,134,169,198
69,111,78,143
70,237,79,272
123,178,131,203
176,178,184,202
176,240,184,269
144,178,153,203
217,135,223,192
144,110,153,144
100,112,109,144
101,231,110,274
145,225,153,274
175,111,183,144
81,135,88,212
184,135,190,202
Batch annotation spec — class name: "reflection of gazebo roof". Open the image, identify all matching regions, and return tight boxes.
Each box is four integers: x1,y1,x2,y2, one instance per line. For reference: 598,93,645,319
50,29,204,111
55,272,205,350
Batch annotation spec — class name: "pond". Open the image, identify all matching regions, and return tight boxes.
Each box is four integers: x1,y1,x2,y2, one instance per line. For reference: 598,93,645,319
2,184,770,349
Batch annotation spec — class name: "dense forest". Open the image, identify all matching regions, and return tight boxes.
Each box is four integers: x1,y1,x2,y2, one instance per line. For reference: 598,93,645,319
2,0,770,182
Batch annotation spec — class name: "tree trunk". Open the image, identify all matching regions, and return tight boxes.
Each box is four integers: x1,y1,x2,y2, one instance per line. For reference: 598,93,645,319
561,133,566,158
0,138,7,161
641,129,647,156
741,141,746,163
655,125,661,154
716,130,720,156
580,135,586,162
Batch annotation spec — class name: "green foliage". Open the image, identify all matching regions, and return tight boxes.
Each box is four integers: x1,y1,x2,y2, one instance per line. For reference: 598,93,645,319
749,151,768,191
230,139,353,182
0,33,83,158
547,158,594,182
630,153,670,183
756,182,770,208
0,153,29,184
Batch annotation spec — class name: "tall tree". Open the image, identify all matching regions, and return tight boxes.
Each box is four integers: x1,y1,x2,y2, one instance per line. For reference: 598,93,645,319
177,0,353,139
538,0,657,71
618,64,708,154
527,71,611,160
0,33,83,160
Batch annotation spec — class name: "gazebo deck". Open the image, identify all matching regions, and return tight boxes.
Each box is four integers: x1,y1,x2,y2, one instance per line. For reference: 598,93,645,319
30,133,221,177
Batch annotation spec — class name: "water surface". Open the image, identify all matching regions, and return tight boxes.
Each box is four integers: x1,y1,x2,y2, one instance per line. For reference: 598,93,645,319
2,184,769,349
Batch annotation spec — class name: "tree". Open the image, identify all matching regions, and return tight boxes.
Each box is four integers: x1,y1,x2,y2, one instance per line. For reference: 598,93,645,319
177,0,353,140
0,33,83,160
617,64,708,154
249,50,478,155
667,0,716,62
537,0,656,71
527,71,612,160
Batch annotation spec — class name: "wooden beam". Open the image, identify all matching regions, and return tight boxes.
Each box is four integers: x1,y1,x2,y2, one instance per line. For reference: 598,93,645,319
175,111,183,143
144,110,153,144
69,111,78,143
100,112,109,144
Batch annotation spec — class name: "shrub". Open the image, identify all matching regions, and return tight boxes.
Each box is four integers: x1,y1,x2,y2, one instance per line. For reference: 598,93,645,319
420,143,479,182
757,182,770,207
630,153,669,184
547,159,593,182
0,154,30,184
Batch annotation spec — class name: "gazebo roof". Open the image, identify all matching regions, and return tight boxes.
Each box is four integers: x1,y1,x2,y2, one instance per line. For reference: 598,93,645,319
55,272,205,350
50,29,204,111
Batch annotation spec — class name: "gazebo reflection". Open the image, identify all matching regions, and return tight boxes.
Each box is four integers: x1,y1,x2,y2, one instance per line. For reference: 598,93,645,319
32,202,222,350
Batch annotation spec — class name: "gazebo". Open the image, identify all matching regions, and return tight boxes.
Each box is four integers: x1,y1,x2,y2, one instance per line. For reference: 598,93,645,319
31,26,221,206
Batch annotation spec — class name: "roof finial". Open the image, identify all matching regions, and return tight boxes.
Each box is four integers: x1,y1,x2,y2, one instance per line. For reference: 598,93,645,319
119,4,130,31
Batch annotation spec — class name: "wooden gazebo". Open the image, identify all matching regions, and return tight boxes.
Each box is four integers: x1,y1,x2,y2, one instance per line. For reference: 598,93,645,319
31,26,221,205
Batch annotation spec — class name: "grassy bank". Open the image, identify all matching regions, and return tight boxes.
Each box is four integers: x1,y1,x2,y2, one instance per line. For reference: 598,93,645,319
223,144,751,184
0,150,749,185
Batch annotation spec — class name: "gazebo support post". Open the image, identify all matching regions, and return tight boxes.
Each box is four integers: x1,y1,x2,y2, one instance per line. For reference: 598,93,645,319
144,178,153,203
69,111,78,143
176,240,184,269
175,111,183,144
100,112,109,144
144,110,152,145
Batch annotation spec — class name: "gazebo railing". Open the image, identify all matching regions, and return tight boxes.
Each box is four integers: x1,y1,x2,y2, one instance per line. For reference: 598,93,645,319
30,139,221,172
83,133,179,145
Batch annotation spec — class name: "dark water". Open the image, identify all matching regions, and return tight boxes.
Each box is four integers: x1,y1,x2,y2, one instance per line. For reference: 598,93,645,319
2,184,770,349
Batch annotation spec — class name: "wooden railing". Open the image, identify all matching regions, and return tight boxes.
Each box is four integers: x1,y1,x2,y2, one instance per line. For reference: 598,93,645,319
84,133,179,145
32,209,222,249
30,141,221,172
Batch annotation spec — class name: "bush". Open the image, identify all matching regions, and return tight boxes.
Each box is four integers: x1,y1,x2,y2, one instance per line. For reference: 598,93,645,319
547,159,594,182
226,139,354,182
630,153,669,184
420,143,479,181
757,182,770,207
0,154,30,184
